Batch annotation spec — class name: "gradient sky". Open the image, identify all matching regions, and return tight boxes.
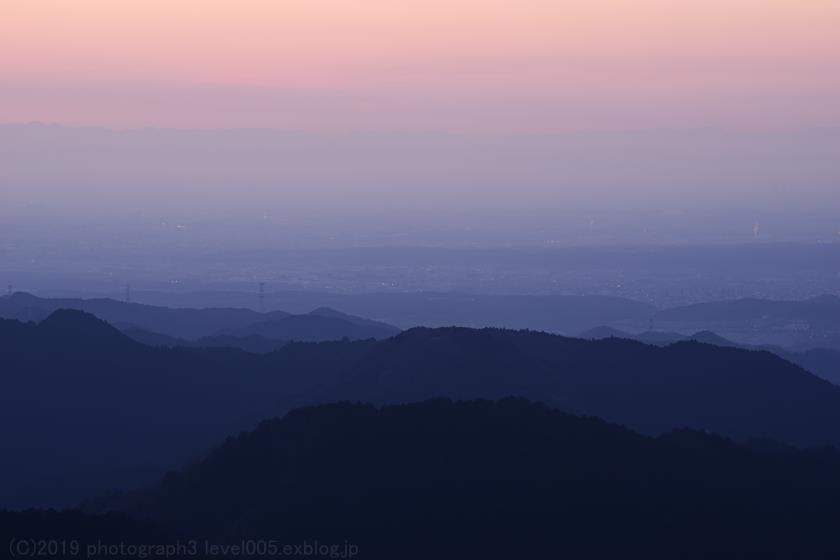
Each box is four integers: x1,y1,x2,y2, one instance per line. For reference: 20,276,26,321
1,2,838,249
3,0,839,131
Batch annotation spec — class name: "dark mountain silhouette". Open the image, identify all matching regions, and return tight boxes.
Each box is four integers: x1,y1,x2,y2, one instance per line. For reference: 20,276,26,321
582,325,840,385
86,399,840,559
0,310,375,508
0,292,400,341
122,327,287,353
219,310,399,341
6,311,840,509
334,327,840,445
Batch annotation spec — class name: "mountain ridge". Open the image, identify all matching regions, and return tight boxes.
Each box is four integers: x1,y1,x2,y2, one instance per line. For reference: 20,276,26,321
85,398,840,559
581,325,840,385
5,309,840,509
0,292,400,341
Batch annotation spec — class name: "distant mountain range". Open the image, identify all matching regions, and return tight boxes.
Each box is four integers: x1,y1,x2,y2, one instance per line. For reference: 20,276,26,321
7,291,658,334
4,309,840,509
118,307,399,351
0,292,399,341
6,291,840,349
650,295,840,350
75,399,840,559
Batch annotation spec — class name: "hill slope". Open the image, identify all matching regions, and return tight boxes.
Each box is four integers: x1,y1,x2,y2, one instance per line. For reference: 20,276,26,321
94,399,840,559
5,312,840,508
0,311,375,508
336,327,840,444
582,326,840,385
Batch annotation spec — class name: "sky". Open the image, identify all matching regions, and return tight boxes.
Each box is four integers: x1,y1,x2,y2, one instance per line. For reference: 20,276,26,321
0,1,838,248
2,0,839,131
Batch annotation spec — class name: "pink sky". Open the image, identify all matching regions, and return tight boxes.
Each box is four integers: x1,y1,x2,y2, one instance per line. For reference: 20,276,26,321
2,0,839,131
